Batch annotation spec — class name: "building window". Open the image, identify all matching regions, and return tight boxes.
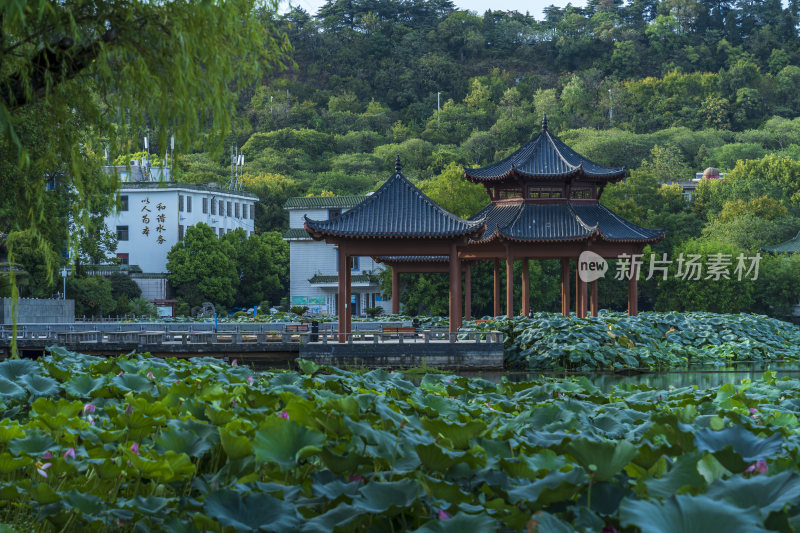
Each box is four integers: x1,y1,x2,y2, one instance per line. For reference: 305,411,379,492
329,209,341,219
178,225,184,240
211,198,216,215
179,195,184,212
117,253,129,265
235,203,240,218
186,196,192,212
120,195,129,211
202,198,208,214
336,255,360,271
227,201,232,217
569,188,593,200
498,189,522,200
242,204,247,219
116,225,129,241
531,188,563,199
218,199,224,216
250,204,255,219
219,227,224,237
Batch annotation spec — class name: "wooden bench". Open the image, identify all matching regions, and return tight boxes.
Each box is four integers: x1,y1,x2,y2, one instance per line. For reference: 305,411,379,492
382,326,416,339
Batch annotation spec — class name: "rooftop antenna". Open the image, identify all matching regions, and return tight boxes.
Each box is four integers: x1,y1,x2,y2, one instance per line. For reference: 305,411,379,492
237,154,244,191
228,145,244,190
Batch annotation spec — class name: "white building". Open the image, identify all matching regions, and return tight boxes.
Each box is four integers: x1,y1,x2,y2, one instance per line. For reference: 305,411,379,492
102,162,257,299
283,196,391,316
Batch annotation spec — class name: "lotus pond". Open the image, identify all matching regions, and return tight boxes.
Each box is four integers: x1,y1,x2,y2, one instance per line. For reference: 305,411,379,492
478,311,800,370
3,347,800,531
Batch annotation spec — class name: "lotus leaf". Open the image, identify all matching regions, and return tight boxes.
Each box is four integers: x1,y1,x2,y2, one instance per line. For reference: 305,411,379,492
203,489,299,531
619,494,767,533
253,418,325,470
0,378,26,401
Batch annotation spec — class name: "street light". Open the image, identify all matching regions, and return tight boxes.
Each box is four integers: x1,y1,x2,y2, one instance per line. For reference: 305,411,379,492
60,267,68,299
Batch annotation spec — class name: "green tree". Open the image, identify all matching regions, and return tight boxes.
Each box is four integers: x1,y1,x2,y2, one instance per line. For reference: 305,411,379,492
166,223,238,308
66,276,116,318
108,273,142,301
419,163,488,219
656,239,754,313
222,229,289,308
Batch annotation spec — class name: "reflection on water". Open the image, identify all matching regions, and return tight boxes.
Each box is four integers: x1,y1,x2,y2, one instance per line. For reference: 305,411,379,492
461,363,800,391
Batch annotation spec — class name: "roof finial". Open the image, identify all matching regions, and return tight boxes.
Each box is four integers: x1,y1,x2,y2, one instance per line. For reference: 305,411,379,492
395,154,402,173
542,113,548,131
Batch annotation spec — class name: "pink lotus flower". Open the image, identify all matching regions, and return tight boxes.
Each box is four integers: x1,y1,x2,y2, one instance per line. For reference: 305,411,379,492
117,371,123,376
279,411,289,419
232,400,238,407
744,460,767,474
231,359,238,367
42,451,53,459
247,376,254,385
437,510,451,520
125,405,133,415
36,462,52,478
63,448,76,459
749,408,758,414
146,371,154,379
348,473,365,483
84,403,96,414
130,442,139,455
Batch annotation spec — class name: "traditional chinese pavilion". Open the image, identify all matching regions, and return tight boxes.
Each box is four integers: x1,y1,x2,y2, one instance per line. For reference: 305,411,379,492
305,117,664,337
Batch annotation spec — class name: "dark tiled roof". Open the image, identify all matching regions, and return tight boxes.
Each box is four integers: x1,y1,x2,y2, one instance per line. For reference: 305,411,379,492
283,228,313,240
284,195,367,209
469,203,524,242
764,232,800,253
572,204,664,243
465,201,664,244
304,170,485,240
309,274,374,284
465,129,625,183
500,203,597,242
374,256,449,263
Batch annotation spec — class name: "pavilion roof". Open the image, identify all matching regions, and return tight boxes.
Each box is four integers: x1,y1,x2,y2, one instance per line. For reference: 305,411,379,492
304,158,485,240
764,231,800,254
464,115,626,183
468,202,664,244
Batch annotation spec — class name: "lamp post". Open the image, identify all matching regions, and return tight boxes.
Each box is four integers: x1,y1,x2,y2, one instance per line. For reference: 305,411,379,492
60,267,68,299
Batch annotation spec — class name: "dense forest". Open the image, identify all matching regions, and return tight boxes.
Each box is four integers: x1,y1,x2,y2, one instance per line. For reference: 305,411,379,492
6,0,800,317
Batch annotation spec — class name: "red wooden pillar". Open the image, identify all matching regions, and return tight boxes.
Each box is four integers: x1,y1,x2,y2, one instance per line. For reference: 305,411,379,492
391,267,399,314
448,243,462,332
337,247,347,342
464,263,472,321
493,259,501,316
505,249,514,317
344,254,352,335
521,258,530,316
561,258,570,317
628,264,639,316
590,280,599,317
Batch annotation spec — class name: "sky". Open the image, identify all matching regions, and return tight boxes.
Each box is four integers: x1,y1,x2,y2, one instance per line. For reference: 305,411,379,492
284,0,588,19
